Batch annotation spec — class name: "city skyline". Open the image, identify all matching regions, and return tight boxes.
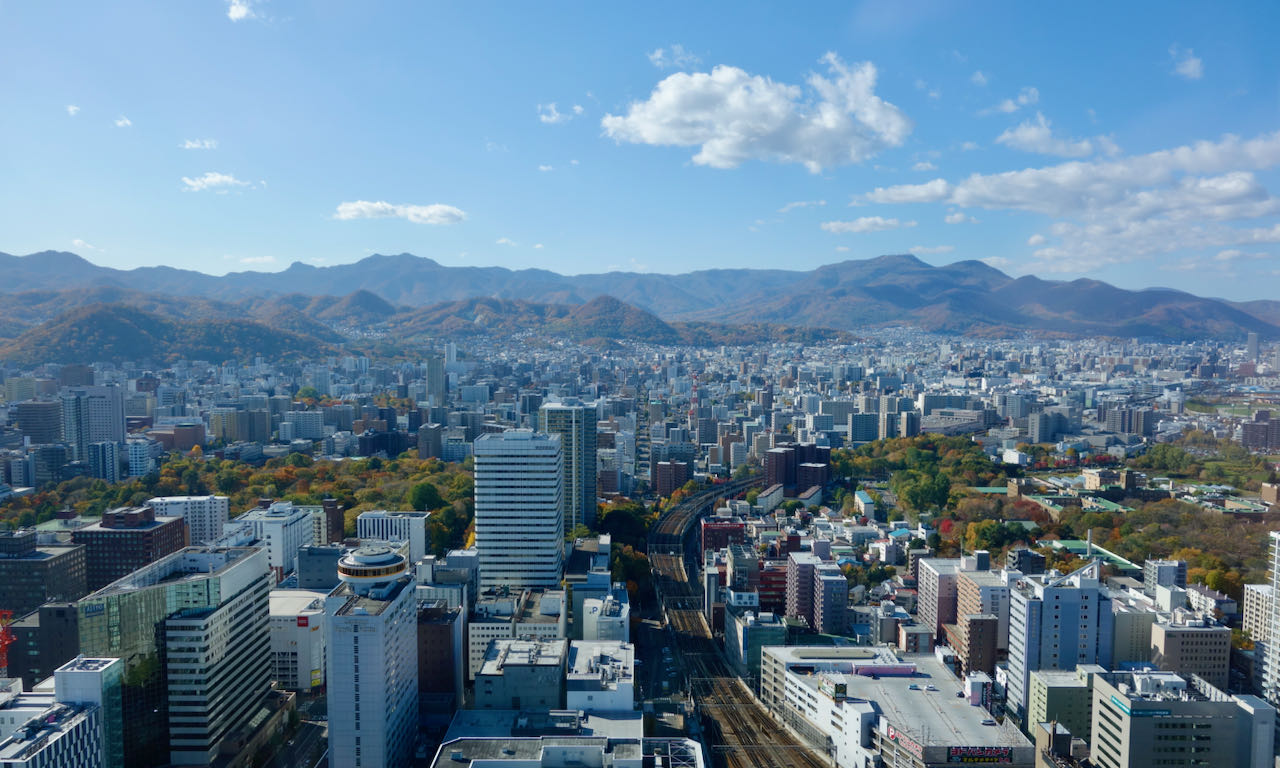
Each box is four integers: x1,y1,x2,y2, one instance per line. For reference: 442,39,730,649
2,2,1278,300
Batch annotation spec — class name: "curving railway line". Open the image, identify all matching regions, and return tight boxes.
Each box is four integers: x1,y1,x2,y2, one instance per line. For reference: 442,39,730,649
650,476,830,768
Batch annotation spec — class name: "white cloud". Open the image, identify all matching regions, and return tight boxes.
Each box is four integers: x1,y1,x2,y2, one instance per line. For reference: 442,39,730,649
538,164,554,172
859,129,1280,272
995,112,1094,158
1027,234,1046,246
538,103,574,124
71,238,100,251
835,245,851,252
333,200,466,225
945,212,976,224
910,245,954,254
821,216,916,233
602,53,911,173
114,115,132,128
981,256,1013,269
914,78,941,100
181,172,250,191
66,105,79,117
239,255,275,265
912,161,937,171
181,139,218,150
533,243,544,249
961,141,979,151
1170,45,1203,80
1214,249,1268,262
970,71,988,86
1160,258,1202,272
778,200,826,213
648,44,701,69
573,104,584,115
496,237,517,246
991,86,1039,114
227,0,256,21
569,159,579,165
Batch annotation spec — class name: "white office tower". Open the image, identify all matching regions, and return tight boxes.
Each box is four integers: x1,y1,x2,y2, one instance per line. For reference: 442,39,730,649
326,545,419,768
538,402,598,530
60,386,125,461
473,431,564,589
238,501,316,581
147,496,230,545
357,510,429,563
1258,532,1280,711
1006,561,1114,729
0,657,124,768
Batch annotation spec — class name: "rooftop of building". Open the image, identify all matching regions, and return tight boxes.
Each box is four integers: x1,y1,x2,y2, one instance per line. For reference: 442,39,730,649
788,651,1031,749
434,734,700,768
268,589,328,616
441,710,646,744
960,569,1010,588
89,546,259,598
567,641,634,680
329,575,414,617
0,703,94,761
480,639,568,675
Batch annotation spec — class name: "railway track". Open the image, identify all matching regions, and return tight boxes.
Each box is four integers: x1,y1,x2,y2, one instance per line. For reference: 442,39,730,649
650,476,828,768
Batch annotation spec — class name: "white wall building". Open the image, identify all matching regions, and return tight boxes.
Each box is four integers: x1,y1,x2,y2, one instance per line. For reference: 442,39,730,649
269,589,327,692
566,641,635,713
238,501,316,581
326,545,419,768
581,593,630,643
473,431,564,589
147,496,230,546
357,511,429,563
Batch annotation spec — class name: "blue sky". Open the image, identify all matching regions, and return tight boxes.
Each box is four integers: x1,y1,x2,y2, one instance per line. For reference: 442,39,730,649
2,1,1278,299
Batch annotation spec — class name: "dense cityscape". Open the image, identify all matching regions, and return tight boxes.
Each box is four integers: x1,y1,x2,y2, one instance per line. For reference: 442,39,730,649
0,326,1276,768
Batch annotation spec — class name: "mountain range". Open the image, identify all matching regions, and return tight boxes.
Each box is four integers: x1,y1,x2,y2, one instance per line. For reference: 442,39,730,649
0,250,1276,362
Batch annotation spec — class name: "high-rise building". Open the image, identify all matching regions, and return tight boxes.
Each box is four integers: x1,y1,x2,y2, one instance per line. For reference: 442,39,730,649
326,545,418,768
60,386,125,462
237,500,317,581
538,402,598,531
0,531,87,616
71,506,187,591
269,589,327,692
1091,671,1274,768
356,510,428,563
424,354,447,408
14,400,61,445
146,496,230,546
1248,331,1261,363
1006,562,1114,729
473,431,564,589
125,438,156,477
78,547,273,767
86,441,122,483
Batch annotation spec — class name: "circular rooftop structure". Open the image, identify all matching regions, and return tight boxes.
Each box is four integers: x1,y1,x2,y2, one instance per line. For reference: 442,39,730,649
337,544,408,585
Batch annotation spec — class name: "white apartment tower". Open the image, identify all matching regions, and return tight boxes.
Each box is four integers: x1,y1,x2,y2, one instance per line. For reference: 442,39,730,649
1006,561,1114,729
473,431,564,589
1258,532,1280,710
356,510,429,563
147,496,231,545
238,501,316,581
326,545,419,768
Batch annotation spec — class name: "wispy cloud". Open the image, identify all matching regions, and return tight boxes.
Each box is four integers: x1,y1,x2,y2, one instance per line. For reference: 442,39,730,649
970,71,988,86
910,245,954,255
648,44,701,70
995,112,1097,158
227,0,257,21
114,115,132,128
239,255,276,265
496,237,517,246
945,212,976,224
538,102,581,124
181,172,250,191
1170,45,1203,80
538,164,554,172
778,200,826,214
821,216,916,233
181,139,218,150
533,243,544,250
989,86,1039,114
333,200,466,224
66,105,80,117
71,238,100,251
912,161,937,171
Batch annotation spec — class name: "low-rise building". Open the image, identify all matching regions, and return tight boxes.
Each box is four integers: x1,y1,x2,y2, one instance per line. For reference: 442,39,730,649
566,641,635,713
268,589,327,692
474,639,567,711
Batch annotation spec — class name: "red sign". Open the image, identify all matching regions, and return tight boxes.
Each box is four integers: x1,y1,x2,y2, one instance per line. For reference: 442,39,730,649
886,725,924,759
297,616,308,627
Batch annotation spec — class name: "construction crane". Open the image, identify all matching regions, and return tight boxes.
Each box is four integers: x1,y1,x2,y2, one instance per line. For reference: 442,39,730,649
0,610,14,674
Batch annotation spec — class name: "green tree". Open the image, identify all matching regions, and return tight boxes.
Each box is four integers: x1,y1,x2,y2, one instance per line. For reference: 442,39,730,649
409,482,444,511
